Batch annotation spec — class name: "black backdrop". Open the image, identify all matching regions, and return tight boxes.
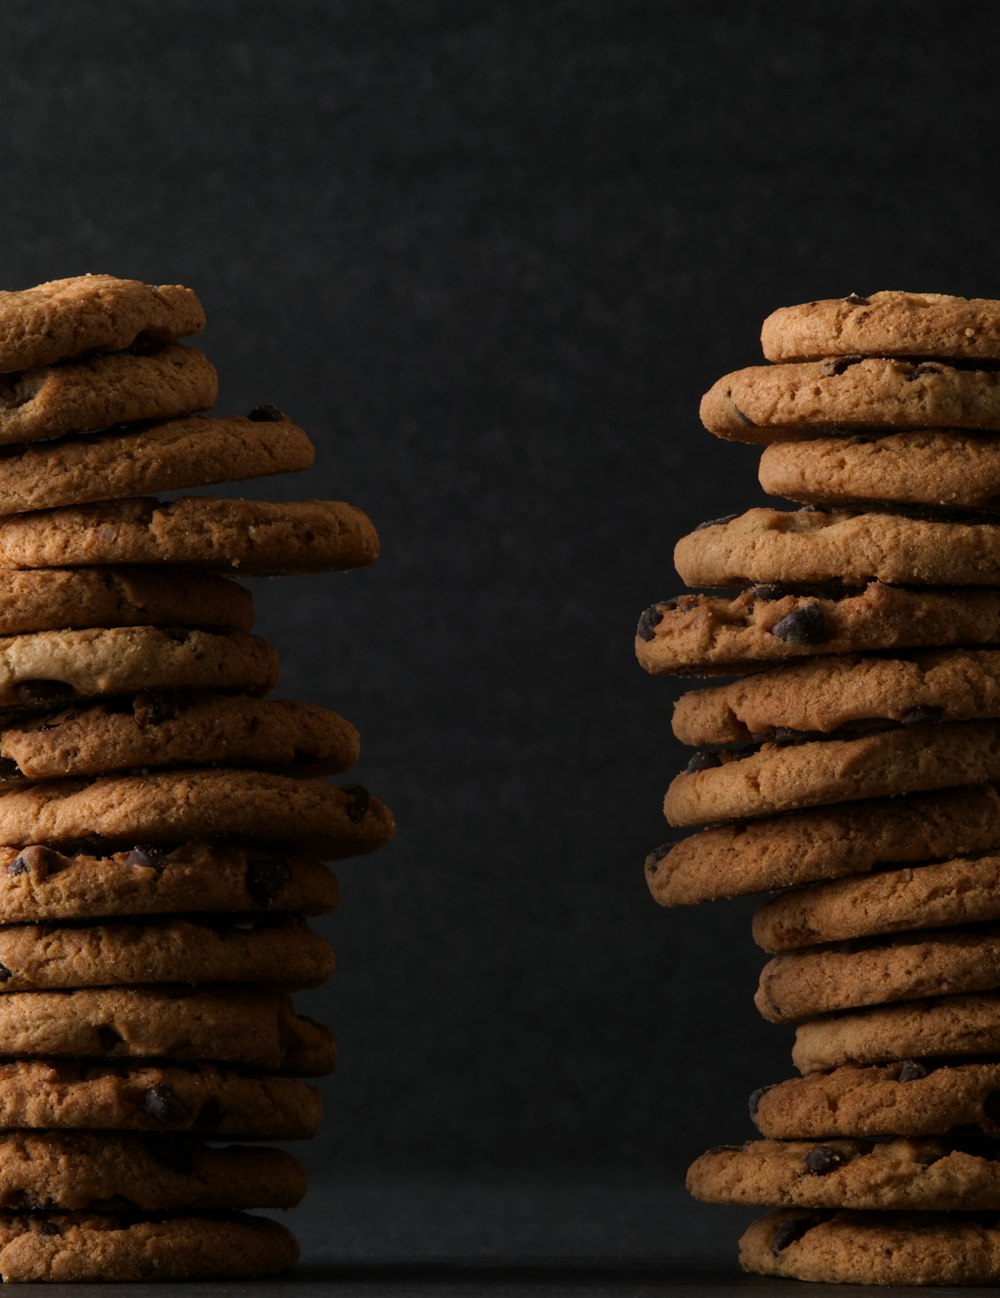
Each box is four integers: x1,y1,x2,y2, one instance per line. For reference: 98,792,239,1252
3,0,1000,1185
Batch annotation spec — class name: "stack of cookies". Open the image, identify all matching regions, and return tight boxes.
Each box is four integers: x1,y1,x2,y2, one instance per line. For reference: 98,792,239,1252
0,275,393,1282
637,292,1000,1286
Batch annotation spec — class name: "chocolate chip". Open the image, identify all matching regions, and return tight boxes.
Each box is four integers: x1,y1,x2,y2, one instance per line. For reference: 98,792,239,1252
6,1191,42,1210
140,1085,191,1124
906,363,942,381
771,1216,816,1255
197,1097,224,1129
898,1059,928,1082
901,706,943,726
804,1146,846,1175
135,692,178,726
245,857,291,906
748,1085,772,1118
341,783,370,823
752,584,786,602
0,965,11,985
97,1026,123,1051
685,750,721,774
771,603,827,645
848,434,875,445
820,356,864,377
644,845,669,874
13,680,74,705
636,605,663,642
707,1144,742,1155
854,310,871,325
248,404,288,422
694,513,737,531
7,846,56,879
6,856,28,877
844,293,870,306
36,1221,59,1236
125,845,166,874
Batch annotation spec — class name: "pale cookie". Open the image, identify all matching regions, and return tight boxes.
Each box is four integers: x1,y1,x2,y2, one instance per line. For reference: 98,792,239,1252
0,695,359,782
0,986,335,1074
740,1209,1000,1286
636,582,1000,675
672,651,1000,746
754,853,1000,952
675,506,1000,589
0,275,204,370
752,1061,1000,1140
0,915,333,992
0,344,217,444
689,1136,1000,1212
0,1211,297,1282
0,770,394,856
760,429,1000,515
0,409,314,515
0,841,338,924
757,926,1000,1023
0,495,379,575
761,290,1000,363
793,992,1000,1073
0,1059,321,1138
665,719,1000,826
0,567,253,635
0,626,278,714
0,1131,306,1211
646,784,1000,906
700,357,1000,443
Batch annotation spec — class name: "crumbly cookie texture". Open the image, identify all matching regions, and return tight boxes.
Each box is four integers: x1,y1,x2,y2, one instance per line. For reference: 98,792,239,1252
0,694,359,782
0,841,338,923
0,496,379,575
700,357,1000,442
689,1136,1000,1211
761,290,1000,363
753,853,1000,952
759,429,1000,513
0,1059,321,1138
740,1209,1000,1286
0,411,314,515
0,567,253,635
635,582,1000,675
0,626,278,713
0,769,394,856
664,719,1000,826
0,344,217,444
646,785,1000,906
0,1130,306,1211
0,1210,298,1283
0,915,333,992
671,650,1000,746
751,1061,1000,1140
0,985,335,1074
0,275,204,370
675,507,1000,589
756,926,1000,1023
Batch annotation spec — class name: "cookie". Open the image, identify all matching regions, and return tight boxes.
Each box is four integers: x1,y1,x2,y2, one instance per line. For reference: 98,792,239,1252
0,695,360,782
752,1060,1000,1140
671,651,1000,746
754,853,1000,952
760,429,1000,515
646,784,1000,906
0,495,379,575
675,506,1000,589
0,1131,306,1211
740,1209,1000,1286
0,410,315,516
0,1059,321,1138
689,1136,1000,1212
757,927,1000,1023
0,275,204,371
0,841,338,924
0,344,217,444
760,290,1000,364
0,770,394,856
0,915,333,992
700,357,1000,443
0,986,335,1074
664,719,1000,826
0,567,253,636
792,992,1000,1073
0,1211,297,1282
635,582,1000,675
0,627,278,714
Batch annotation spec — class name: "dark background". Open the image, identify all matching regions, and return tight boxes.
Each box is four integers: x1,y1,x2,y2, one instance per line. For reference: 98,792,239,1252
4,0,1000,1241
